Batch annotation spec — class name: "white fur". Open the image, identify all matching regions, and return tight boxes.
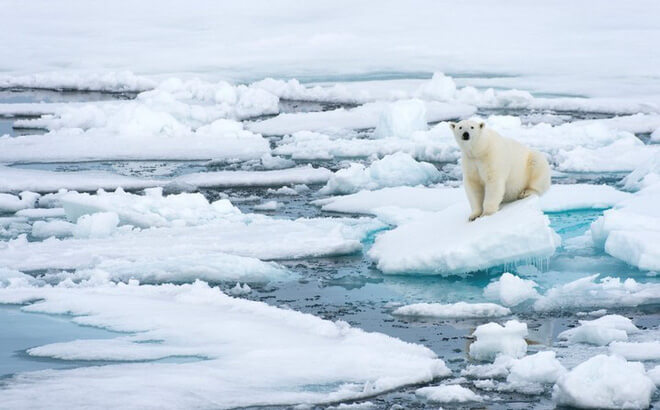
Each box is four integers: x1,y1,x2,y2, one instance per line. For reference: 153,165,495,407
450,120,551,221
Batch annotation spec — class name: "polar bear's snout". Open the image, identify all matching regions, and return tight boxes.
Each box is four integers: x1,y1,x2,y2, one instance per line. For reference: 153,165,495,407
462,132,470,140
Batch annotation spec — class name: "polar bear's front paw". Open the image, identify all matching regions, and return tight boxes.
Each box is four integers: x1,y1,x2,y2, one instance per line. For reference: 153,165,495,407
468,212,481,222
518,189,536,199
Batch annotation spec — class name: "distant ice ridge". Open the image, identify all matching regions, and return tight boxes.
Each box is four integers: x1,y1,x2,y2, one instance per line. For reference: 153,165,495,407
0,70,156,92
368,197,560,275
590,179,660,271
0,281,450,409
320,153,442,195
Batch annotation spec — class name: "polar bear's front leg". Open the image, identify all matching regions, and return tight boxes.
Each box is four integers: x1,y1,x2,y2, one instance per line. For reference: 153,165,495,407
482,180,505,216
464,178,484,221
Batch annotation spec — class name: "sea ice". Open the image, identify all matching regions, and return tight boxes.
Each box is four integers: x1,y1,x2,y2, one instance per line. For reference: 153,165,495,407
0,192,39,213
469,320,528,361
373,99,427,139
171,166,332,188
368,197,559,275
392,302,511,319
553,354,655,409
319,153,441,195
609,341,660,361
415,384,483,403
558,315,639,346
483,273,540,307
0,281,450,409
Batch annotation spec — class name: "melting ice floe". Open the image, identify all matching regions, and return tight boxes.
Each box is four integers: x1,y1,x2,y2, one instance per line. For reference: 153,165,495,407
392,302,511,319
558,314,639,346
368,197,560,275
319,153,441,195
0,281,450,409
590,179,660,271
415,384,483,403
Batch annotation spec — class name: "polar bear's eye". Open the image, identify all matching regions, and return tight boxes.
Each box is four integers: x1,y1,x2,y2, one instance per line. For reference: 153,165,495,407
471,126,474,129
458,126,462,130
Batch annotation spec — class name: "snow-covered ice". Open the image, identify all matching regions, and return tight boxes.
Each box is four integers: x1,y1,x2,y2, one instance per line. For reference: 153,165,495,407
415,384,483,403
483,273,540,307
369,197,560,275
609,341,660,361
553,354,656,409
0,281,450,409
319,153,441,195
392,302,511,319
558,315,639,346
469,320,528,361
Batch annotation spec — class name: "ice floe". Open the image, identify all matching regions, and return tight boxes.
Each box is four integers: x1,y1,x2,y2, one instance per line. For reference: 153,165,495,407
373,99,428,139
319,153,441,195
591,180,660,271
553,354,656,409
0,281,450,408
415,384,483,403
392,302,510,319
483,272,540,307
171,165,332,188
468,320,528,361
609,341,660,361
558,315,639,346
368,197,559,275
0,191,39,213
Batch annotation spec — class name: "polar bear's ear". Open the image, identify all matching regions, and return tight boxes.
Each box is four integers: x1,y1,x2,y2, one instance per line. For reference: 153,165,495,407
448,122,456,129
479,122,485,129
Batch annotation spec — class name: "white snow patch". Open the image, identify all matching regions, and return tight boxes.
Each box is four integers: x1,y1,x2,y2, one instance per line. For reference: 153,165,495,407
558,315,639,346
553,354,655,409
483,272,540,307
392,302,510,319
469,320,528,362
415,384,483,403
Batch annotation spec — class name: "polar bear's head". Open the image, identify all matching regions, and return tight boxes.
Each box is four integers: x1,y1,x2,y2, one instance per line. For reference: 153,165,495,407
449,120,485,147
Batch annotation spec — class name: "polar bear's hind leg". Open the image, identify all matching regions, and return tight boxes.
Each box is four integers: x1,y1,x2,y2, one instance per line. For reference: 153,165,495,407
520,151,551,199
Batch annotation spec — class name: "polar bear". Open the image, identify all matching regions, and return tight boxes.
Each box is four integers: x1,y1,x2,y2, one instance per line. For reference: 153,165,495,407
449,119,551,221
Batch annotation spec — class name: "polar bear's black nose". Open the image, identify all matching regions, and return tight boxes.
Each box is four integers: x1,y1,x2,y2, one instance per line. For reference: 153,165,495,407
462,132,469,140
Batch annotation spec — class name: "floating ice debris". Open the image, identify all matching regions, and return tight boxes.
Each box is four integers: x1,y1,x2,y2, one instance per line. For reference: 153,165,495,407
609,341,660,361
506,351,566,393
533,274,660,312
469,320,528,362
319,153,442,195
373,99,427,139
591,180,660,271
253,201,280,211
558,315,639,346
227,282,252,296
369,197,559,275
415,384,483,403
483,272,540,307
552,354,656,409
0,191,39,213
171,165,332,188
0,281,450,409
72,212,120,239
31,220,75,239
392,302,511,319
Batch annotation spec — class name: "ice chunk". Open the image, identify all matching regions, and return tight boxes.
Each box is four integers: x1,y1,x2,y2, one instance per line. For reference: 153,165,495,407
60,188,241,228
0,191,39,213
72,212,120,239
0,165,164,193
609,342,660,361
373,99,427,139
534,274,660,312
558,315,639,346
415,72,457,101
539,184,631,212
553,355,655,409
469,320,528,361
248,101,475,135
227,282,252,296
320,153,441,195
555,138,659,172
621,153,660,191
506,351,566,393
483,272,539,307
273,124,460,162
415,384,483,403
172,166,332,188
259,153,295,170
31,220,75,238
369,197,559,275
392,302,510,319
0,281,450,408
253,201,280,211
590,181,660,271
